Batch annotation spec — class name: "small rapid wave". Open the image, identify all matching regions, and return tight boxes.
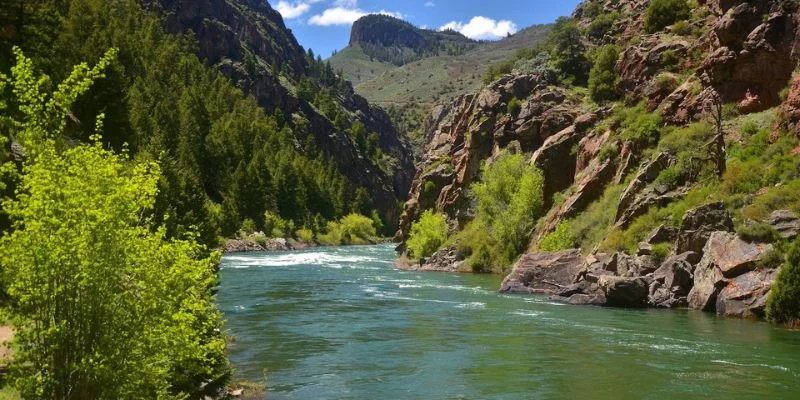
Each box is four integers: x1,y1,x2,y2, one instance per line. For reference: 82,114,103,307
222,251,385,269
711,359,792,373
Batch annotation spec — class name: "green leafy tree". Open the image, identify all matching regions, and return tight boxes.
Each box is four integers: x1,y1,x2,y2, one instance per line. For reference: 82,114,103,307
0,48,228,399
471,153,545,270
644,0,691,34
546,17,590,85
407,210,449,259
539,222,576,251
588,45,620,103
767,239,800,325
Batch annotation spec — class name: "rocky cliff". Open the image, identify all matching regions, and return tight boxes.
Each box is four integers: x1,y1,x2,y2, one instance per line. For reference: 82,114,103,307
399,0,800,321
142,0,415,229
348,14,477,66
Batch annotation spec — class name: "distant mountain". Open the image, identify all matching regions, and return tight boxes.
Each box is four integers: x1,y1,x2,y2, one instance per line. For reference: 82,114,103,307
330,22,551,146
348,14,478,67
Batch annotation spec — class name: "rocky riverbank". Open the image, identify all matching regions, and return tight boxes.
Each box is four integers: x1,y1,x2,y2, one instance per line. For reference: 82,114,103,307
499,206,799,319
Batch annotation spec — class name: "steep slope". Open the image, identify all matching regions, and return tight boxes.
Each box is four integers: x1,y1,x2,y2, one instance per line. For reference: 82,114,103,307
0,0,415,245
143,0,415,230
399,0,800,322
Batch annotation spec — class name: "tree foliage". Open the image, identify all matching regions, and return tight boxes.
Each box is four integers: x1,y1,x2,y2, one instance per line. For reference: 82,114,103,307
588,45,620,103
0,0,382,246
469,153,545,272
644,0,691,34
0,47,228,399
406,210,449,259
767,239,800,325
546,17,590,85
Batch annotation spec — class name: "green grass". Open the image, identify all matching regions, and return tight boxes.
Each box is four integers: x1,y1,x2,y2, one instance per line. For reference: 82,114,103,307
328,45,396,86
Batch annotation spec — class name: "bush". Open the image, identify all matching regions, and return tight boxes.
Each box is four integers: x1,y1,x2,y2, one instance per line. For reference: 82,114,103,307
660,50,680,72
539,222,576,251
239,218,257,237
644,0,691,34
264,211,294,238
318,213,377,245
651,243,672,264
467,153,545,272
582,1,604,18
766,239,800,325
406,210,449,259
0,49,228,398
588,45,620,103
597,144,619,162
671,20,692,36
588,12,619,40
295,227,315,243
759,247,785,269
737,223,781,243
507,97,523,115
617,103,664,145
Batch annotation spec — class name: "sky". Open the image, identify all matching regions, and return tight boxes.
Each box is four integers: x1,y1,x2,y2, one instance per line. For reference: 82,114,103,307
271,0,584,58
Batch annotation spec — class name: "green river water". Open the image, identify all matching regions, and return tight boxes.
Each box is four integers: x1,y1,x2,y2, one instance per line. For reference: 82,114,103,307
217,244,800,399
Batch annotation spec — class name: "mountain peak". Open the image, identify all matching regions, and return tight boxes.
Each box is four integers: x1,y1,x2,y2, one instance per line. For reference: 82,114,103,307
348,14,476,66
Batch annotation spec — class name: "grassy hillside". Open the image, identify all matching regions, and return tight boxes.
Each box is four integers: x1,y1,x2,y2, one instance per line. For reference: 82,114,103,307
329,45,396,86
339,25,551,108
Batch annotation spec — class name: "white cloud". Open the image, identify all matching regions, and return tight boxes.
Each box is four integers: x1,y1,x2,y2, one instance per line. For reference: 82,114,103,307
308,7,402,26
334,0,358,6
424,1,436,7
439,16,518,40
275,1,311,19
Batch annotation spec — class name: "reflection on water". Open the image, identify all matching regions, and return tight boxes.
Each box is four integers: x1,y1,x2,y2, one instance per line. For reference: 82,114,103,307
217,245,800,400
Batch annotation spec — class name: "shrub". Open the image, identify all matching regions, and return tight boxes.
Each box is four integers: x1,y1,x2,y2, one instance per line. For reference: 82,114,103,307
651,242,672,264
539,222,576,251
507,97,523,115
469,153,545,272
239,218,257,237
264,211,293,238
759,247,785,269
660,50,680,72
737,223,781,243
654,166,681,187
569,183,625,252
582,1,604,18
617,103,664,145
588,12,619,40
766,239,800,325
597,144,619,162
588,45,620,103
470,244,494,273
406,210,449,259
0,49,228,398
671,20,692,36
644,0,691,34
295,227,315,243
318,213,377,245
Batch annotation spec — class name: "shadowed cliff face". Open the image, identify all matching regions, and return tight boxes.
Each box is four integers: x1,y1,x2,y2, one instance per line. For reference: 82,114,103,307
142,0,415,230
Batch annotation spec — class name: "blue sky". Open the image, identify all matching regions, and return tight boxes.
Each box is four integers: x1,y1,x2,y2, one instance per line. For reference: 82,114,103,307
272,0,584,58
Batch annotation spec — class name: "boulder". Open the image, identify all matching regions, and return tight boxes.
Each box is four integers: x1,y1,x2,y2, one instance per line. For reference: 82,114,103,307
715,269,777,319
674,202,734,255
687,231,772,311
500,250,584,294
615,253,657,277
648,252,696,308
768,210,800,240
418,245,464,272
653,252,697,295
599,276,649,307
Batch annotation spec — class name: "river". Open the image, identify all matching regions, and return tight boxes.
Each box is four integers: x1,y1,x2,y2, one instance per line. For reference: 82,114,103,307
217,244,800,399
